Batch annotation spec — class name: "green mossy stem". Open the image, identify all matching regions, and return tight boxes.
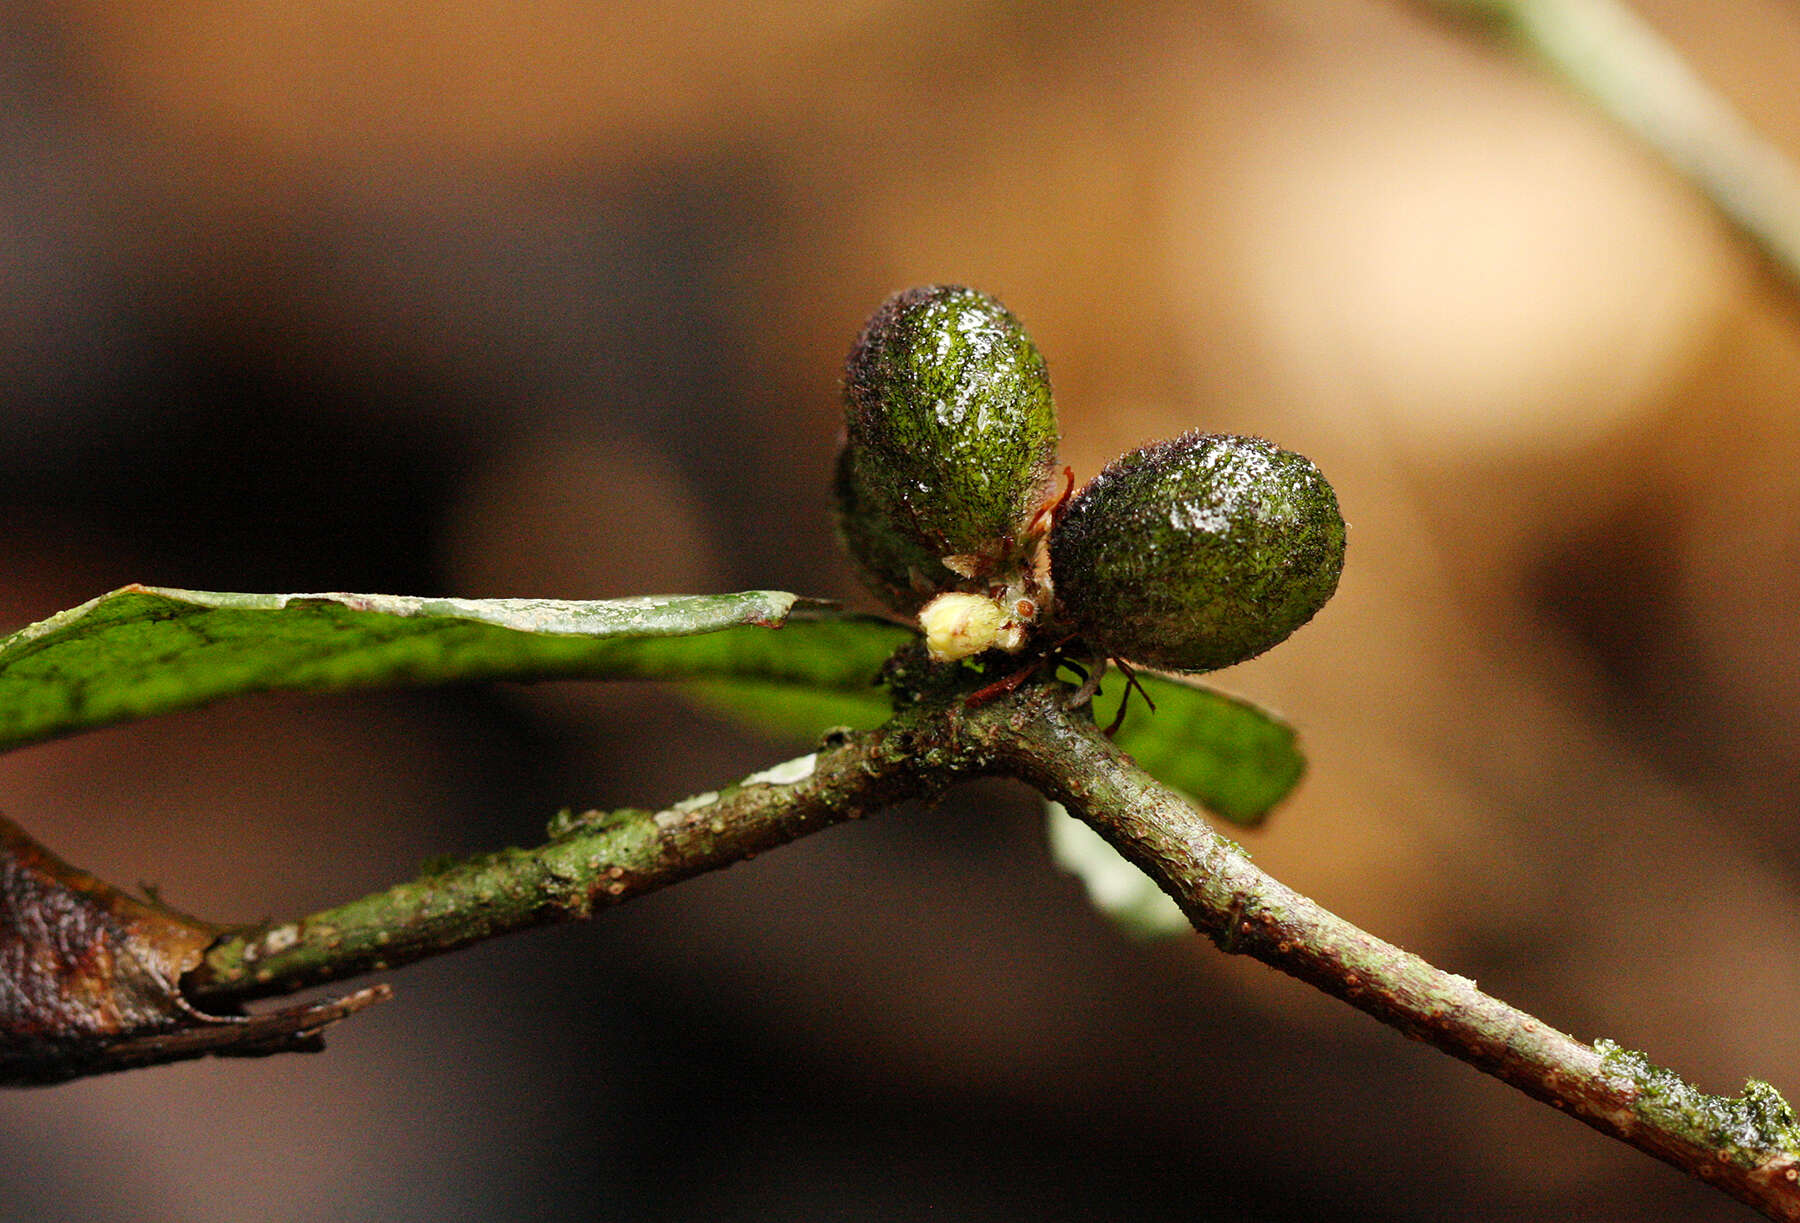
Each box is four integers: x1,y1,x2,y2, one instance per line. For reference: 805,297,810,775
185,703,990,1004
181,674,1797,1219
1597,1039,1800,1168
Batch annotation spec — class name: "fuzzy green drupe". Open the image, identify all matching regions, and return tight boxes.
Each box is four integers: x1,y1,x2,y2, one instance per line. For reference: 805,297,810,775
835,285,1058,616
832,443,954,615
1049,432,1345,673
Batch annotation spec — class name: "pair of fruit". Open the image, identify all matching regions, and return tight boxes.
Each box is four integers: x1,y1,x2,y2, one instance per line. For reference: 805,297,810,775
834,285,1345,675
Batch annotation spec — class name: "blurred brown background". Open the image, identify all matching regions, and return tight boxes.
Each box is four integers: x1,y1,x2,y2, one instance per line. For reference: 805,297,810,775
3,1,1799,1219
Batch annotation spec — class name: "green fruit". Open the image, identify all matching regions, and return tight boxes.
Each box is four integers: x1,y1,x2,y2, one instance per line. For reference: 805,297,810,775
832,442,953,613
837,285,1058,612
1049,432,1345,673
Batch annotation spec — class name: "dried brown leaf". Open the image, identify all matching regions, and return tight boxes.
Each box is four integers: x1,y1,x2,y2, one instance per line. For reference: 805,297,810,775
0,815,386,1086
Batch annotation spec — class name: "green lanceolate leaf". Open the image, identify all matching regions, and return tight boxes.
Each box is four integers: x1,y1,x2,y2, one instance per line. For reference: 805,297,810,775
0,586,1297,821
0,586,912,756
1094,671,1305,827
682,616,916,740
685,676,900,742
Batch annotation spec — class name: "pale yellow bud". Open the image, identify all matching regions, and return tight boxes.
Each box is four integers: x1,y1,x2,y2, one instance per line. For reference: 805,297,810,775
919,592,1004,662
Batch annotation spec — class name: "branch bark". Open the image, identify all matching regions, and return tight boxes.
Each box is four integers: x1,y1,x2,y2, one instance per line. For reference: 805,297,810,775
181,677,1800,1220
991,686,1800,1222
184,710,970,1004
1420,0,1800,300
